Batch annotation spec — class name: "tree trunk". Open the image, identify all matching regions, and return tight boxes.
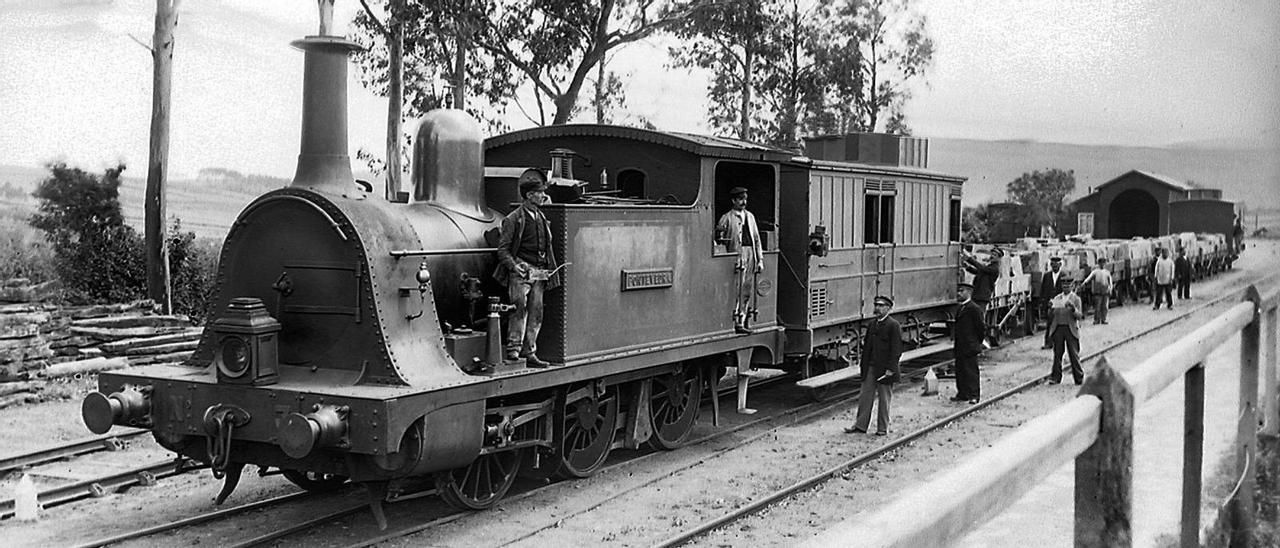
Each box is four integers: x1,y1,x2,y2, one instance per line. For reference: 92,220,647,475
740,44,753,141
595,56,605,123
452,21,467,110
384,0,404,201
145,0,177,314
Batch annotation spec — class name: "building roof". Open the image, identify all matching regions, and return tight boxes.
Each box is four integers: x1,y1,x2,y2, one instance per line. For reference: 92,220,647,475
485,124,795,163
1075,169,1207,201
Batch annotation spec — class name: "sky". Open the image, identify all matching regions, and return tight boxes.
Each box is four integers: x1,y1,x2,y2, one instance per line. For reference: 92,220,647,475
0,0,1277,180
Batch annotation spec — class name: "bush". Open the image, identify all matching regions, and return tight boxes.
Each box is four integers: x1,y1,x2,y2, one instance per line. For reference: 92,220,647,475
28,163,218,319
0,217,55,283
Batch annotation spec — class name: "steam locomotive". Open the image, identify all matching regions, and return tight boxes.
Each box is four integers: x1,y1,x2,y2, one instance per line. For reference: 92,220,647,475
80,22,970,520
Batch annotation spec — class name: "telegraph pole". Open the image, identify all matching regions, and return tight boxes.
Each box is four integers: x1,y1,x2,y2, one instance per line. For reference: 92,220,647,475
145,0,179,313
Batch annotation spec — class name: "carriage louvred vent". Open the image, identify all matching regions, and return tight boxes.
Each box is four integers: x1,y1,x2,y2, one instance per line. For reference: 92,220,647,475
810,283,829,318
865,180,897,193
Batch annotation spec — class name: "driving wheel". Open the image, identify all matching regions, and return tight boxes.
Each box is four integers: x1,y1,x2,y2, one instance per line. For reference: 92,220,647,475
557,383,619,478
648,364,703,450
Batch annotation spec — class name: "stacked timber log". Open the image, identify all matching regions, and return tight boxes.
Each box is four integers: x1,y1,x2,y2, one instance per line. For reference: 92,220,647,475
0,298,200,382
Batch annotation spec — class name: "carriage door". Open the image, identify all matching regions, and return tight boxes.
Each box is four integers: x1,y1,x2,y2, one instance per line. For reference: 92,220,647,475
863,181,896,314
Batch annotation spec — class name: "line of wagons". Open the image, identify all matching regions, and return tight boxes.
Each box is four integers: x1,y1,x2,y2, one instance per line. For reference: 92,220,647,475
964,231,1237,343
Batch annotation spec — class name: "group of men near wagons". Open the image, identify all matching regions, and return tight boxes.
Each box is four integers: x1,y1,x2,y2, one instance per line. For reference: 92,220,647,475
493,175,1206,437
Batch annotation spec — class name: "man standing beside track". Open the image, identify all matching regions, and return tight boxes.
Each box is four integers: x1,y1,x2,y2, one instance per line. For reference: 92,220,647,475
1039,256,1064,349
1047,278,1084,385
952,282,985,404
1175,250,1192,300
1079,258,1113,325
845,296,902,436
1153,248,1175,310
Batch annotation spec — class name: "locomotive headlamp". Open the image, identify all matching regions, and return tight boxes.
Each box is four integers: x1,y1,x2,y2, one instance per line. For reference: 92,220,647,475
212,298,281,386
218,337,251,377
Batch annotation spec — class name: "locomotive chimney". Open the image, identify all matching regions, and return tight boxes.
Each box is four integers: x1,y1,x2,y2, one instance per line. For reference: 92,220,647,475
410,110,487,217
289,2,363,195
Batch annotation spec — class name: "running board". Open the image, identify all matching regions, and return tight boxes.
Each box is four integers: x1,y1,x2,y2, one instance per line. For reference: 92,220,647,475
796,343,950,389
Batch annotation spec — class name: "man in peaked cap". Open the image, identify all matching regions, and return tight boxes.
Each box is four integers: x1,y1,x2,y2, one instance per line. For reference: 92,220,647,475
494,171,560,368
846,295,902,435
716,186,764,334
952,282,985,404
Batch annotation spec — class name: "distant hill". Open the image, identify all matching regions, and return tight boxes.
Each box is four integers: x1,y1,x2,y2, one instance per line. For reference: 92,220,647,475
928,138,1280,210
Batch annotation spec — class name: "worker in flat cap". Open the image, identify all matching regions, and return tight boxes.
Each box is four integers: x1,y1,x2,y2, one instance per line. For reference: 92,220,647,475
716,186,764,334
1047,276,1084,385
952,282,985,404
494,170,560,368
846,295,902,435
1039,256,1065,349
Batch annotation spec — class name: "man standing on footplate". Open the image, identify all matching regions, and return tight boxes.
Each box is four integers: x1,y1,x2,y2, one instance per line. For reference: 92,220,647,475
845,296,902,436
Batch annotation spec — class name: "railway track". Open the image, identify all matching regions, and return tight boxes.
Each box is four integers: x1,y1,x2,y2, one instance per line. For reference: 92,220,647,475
653,272,1280,547
0,429,148,476
0,457,201,520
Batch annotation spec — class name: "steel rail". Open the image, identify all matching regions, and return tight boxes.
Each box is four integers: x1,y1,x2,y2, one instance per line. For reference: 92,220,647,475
71,491,314,548
652,273,1279,548
0,429,148,475
0,457,201,519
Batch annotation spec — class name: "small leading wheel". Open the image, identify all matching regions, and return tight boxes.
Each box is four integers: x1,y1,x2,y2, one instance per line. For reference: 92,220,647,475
557,383,619,479
435,450,523,510
648,365,703,450
281,469,350,493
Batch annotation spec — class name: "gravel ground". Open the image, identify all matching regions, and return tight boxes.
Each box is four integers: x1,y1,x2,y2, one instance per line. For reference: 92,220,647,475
0,241,1273,547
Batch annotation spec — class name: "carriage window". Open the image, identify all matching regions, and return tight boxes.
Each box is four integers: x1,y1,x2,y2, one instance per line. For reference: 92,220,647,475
950,197,962,242
864,193,896,244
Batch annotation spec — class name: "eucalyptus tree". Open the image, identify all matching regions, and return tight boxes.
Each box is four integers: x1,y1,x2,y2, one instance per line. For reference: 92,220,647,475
468,0,709,126
813,0,934,134
668,0,772,142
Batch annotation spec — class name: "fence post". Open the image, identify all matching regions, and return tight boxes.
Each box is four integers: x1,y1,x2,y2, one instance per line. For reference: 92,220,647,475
1263,304,1278,437
1232,285,1261,546
1182,362,1205,548
1075,356,1134,548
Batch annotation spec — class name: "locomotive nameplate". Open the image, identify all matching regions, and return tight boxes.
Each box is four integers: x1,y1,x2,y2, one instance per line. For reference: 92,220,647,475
621,268,674,291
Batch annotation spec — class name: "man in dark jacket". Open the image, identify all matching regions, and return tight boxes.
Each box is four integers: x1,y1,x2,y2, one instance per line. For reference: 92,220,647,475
845,296,903,436
1039,256,1064,349
494,173,561,368
952,283,985,404
963,247,1002,308
1174,250,1192,300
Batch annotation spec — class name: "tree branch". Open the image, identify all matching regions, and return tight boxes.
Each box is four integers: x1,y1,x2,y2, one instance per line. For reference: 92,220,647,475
357,0,389,36
128,33,154,53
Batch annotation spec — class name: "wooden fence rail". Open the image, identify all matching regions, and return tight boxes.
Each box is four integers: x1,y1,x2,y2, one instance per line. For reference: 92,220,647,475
803,284,1280,548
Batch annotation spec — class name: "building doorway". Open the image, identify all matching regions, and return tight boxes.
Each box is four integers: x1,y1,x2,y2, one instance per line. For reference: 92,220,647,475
1109,189,1160,237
